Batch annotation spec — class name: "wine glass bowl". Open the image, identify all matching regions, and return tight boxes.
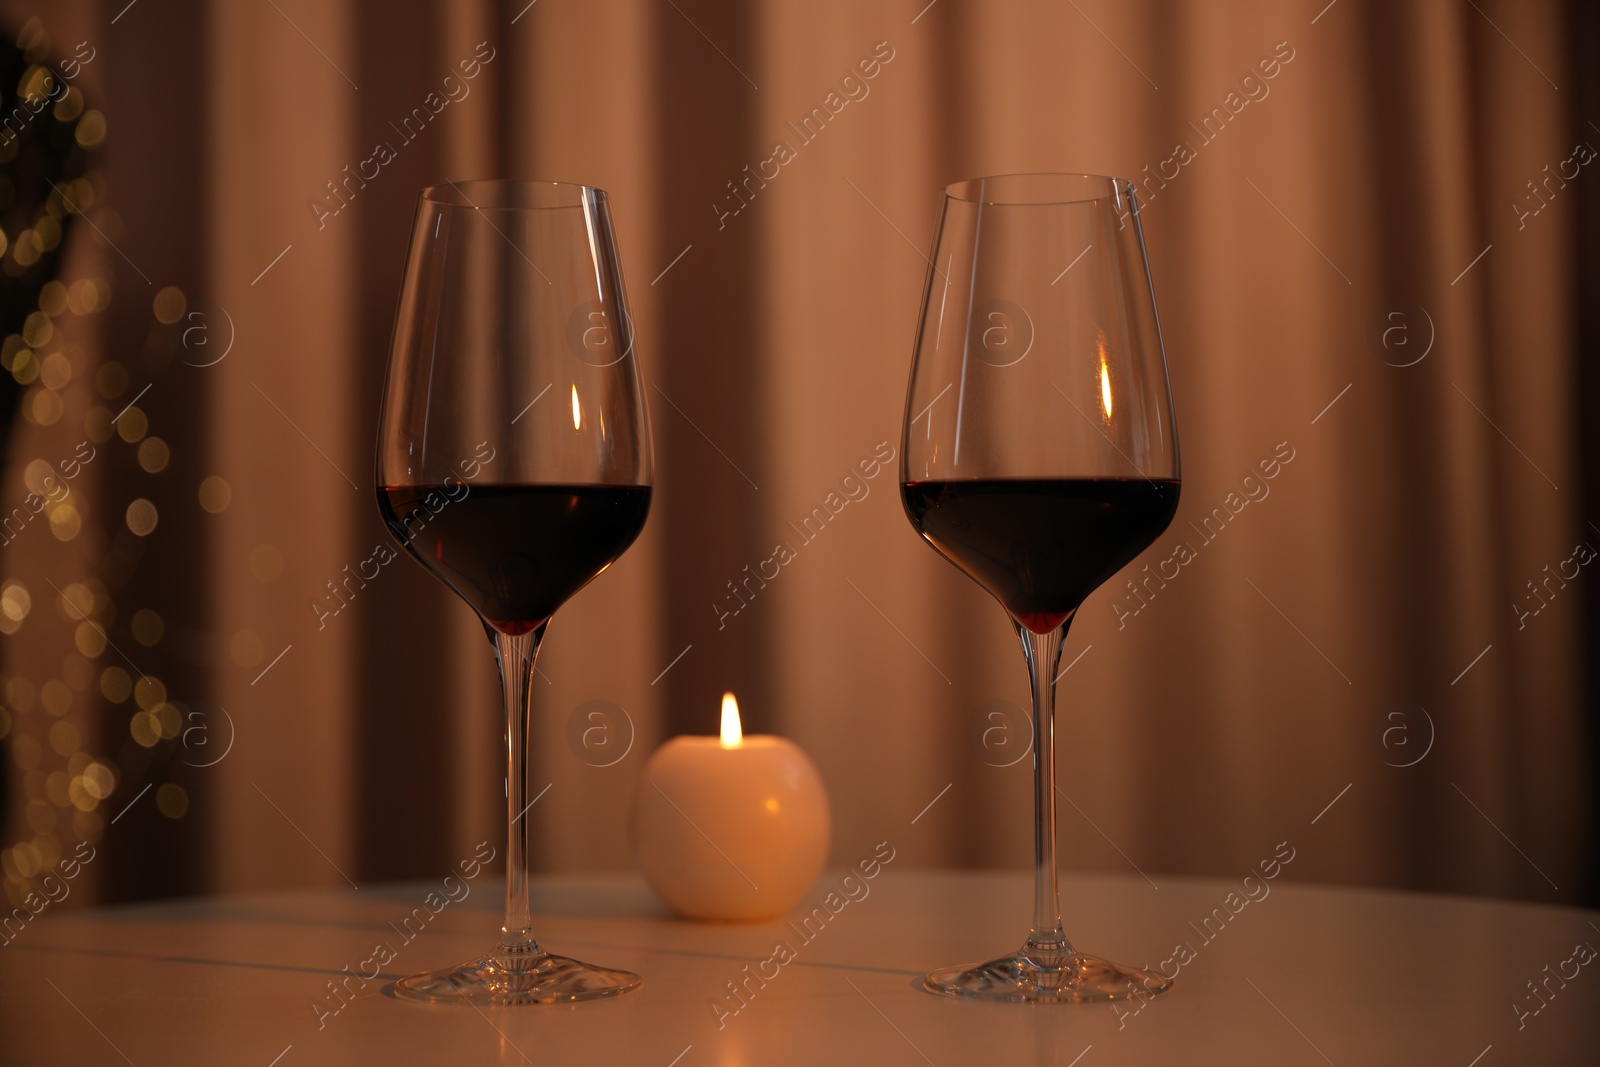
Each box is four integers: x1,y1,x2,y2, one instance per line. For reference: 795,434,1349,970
375,180,650,1004
900,173,1180,1003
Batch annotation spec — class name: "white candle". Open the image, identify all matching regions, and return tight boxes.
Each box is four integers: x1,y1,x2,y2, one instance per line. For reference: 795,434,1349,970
632,693,830,921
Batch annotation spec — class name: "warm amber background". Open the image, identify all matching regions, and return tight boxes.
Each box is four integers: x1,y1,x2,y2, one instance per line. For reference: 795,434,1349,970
1,0,1595,911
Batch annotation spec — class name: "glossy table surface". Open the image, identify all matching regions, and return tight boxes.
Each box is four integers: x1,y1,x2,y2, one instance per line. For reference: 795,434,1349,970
2,869,1596,1065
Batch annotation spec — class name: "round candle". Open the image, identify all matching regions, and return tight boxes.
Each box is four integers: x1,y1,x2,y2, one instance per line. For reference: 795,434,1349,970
632,693,830,921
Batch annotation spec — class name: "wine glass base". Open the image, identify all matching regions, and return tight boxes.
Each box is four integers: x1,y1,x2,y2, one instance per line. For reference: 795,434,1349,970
924,948,1172,1004
394,951,641,1005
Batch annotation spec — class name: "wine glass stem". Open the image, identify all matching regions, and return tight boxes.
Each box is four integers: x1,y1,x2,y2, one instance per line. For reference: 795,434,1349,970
1020,622,1070,955
493,625,547,958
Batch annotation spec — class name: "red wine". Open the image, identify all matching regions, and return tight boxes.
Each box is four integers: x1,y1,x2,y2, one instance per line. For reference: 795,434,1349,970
378,484,651,635
902,478,1179,634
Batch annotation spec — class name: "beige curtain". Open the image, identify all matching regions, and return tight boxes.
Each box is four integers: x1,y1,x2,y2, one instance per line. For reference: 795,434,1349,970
1,0,1589,911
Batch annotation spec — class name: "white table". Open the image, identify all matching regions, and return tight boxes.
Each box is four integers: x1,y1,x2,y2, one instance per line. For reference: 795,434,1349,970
2,871,1596,1065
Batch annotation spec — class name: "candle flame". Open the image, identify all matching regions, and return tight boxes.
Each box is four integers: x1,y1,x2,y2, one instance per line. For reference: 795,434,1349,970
1098,336,1113,420
720,692,742,748
571,385,582,430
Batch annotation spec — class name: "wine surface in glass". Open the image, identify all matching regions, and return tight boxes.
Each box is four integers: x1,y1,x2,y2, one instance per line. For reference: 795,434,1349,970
378,483,651,634
902,477,1180,634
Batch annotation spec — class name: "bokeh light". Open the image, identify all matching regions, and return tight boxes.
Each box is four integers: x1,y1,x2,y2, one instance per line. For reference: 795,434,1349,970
130,608,163,646
46,719,77,756
152,285,185,325
125,497,157,535
198,475,230,513
73,108,104,147
156,783,188,820
99,666,132,704
47,502,80,541
129,712,159,748
133,675,166,710
137,435,168,472
115,405,147,443
73,620,106,657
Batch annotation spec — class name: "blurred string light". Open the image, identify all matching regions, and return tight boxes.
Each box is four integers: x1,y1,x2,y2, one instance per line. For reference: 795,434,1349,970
0,18,229,911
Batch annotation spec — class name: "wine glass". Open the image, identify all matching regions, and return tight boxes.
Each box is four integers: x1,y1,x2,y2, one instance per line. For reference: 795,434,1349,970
375,179,651,1005
899,173,1180,1003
